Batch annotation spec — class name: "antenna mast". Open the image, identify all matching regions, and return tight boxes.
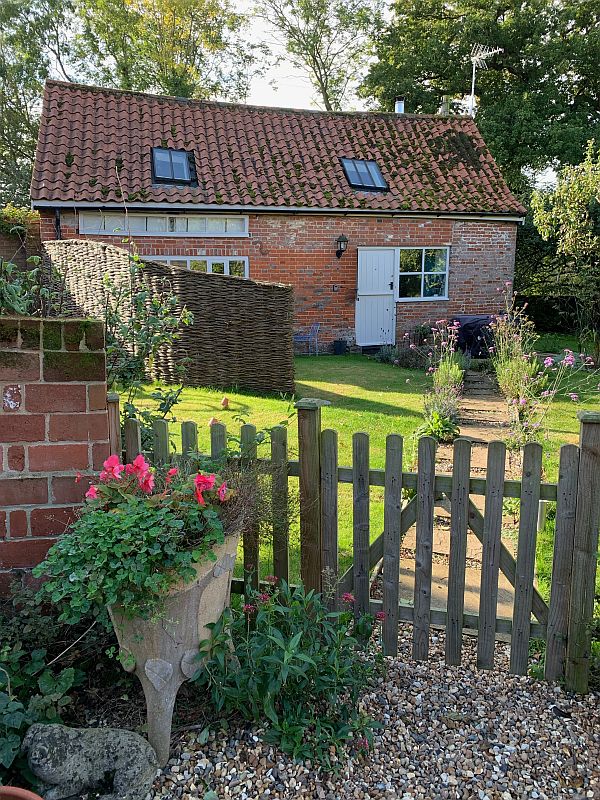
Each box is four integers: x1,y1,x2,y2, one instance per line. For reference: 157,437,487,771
469,44,502,116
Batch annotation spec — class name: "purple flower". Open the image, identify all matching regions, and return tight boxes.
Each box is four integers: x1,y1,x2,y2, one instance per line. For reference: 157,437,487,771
543,357,554,368
568,393,579,402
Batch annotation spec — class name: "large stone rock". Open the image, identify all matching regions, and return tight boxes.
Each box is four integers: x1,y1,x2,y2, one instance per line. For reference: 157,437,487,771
21,723,158,800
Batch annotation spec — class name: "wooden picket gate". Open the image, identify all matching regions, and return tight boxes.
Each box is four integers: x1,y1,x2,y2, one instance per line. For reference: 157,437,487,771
106,395,600,693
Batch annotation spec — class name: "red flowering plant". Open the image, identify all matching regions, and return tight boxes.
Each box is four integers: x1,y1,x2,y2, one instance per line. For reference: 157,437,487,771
34,454,241,623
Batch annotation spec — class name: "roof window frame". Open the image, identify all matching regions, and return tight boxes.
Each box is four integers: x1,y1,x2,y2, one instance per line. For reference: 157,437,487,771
340,157,388,192
151,147,197,187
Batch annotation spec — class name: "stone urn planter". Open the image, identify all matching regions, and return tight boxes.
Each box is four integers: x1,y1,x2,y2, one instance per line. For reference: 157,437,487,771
109,532,240,766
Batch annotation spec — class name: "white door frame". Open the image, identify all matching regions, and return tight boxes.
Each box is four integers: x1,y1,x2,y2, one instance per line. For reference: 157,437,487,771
355,247,397,347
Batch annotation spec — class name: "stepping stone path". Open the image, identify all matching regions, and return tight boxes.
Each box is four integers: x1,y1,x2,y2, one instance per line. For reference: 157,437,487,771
383,368,518,619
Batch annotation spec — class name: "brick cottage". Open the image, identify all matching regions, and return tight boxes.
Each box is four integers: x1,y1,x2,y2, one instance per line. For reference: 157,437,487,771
31,81,525,347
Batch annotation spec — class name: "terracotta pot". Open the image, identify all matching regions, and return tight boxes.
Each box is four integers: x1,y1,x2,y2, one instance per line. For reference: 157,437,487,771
0,788,44,800
108,532,240,767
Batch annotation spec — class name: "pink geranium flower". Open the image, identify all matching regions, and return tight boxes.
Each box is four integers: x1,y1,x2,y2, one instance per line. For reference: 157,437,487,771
99,454,125,482
139,471,155,494
194,472,216,505
165,467,178,485
217,481,228,501
375,611,386,621
85,485,98,499
342,592,355,604
125,454,150,477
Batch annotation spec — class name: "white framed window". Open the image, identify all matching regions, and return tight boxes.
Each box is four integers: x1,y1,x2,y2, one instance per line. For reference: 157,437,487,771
79,212,249,238
397,247,449,301
154,255,249,278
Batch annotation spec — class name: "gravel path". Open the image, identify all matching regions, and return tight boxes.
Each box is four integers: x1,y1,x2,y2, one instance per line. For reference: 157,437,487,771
150,628,599,800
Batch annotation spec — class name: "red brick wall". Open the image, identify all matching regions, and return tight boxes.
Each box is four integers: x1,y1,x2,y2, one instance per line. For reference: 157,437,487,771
40,210,516,344
0,316,109,588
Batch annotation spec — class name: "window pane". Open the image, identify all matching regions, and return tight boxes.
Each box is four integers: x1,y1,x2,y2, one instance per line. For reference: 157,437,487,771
211,261,225,274
366,161,387,189
187,216,207,234
399,250,422,273
170,259,188,268
424,248,447,273
190,259,207,272
171,151,190,181
355,160,375,187
147,216,167,232
104,214,125,233
127,215,146,233
399,275,422,298
424,274,446,297
226,217,246,233
173,217,188,232
207,218,226,234
80,213,103,233
229,259,246,277
153,149,172,179
341,158,361,185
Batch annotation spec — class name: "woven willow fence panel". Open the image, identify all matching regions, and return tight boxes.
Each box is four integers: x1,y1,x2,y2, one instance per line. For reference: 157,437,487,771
43,239,295,393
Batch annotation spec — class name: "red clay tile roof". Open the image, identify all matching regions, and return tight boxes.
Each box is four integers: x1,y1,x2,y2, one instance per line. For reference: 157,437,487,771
31,80,526,216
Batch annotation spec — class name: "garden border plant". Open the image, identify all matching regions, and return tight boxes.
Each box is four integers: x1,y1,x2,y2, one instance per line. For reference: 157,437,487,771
195,581,382,768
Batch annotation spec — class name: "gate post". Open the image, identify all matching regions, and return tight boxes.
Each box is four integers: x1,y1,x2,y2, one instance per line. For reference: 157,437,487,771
566,411,600,693
296,398,329,593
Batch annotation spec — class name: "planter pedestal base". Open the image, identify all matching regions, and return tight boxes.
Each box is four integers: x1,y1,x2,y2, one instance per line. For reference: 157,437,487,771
109,536,239,766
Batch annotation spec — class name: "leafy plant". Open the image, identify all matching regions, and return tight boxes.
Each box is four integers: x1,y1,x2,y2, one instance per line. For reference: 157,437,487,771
195,582,379,766
102,254,193,446
415,410,459,443
0,257,50,316
34,455,242,623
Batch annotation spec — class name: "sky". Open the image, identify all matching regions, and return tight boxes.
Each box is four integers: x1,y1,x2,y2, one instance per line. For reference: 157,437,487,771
240,10,369,111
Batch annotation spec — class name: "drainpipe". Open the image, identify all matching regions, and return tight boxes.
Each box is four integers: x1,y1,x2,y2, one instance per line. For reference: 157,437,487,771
54,208,62,240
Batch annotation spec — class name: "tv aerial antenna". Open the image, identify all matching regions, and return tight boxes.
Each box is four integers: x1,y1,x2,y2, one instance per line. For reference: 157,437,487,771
468,44,502,116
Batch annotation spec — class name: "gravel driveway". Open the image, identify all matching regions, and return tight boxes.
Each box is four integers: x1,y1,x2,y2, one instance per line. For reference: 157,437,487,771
151,628,599,800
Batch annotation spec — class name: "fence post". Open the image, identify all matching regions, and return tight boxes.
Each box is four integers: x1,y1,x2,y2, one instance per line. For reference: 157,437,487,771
566,411,600,693
124,418,142,462
106,392,122,458
296,398,329,593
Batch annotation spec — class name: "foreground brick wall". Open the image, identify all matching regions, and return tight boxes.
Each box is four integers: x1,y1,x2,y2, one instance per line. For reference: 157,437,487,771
40,210,517,345
0,317,108,588
0,217,42,268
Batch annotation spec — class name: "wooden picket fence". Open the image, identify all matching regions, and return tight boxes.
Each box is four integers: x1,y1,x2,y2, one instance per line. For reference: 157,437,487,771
106,395,600,693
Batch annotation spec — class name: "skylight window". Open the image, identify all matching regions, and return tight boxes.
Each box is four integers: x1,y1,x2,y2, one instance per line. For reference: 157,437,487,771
152,147,194,184
340,158,388,191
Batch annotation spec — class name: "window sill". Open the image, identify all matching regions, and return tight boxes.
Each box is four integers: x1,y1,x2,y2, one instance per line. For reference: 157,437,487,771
396,296,449,303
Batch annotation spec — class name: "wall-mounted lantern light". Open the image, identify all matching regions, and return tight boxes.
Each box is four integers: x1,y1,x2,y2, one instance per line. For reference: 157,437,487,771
335,234,348,259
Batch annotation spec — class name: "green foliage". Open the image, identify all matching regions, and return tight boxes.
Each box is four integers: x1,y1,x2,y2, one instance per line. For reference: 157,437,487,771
73,0,262,101
195,582,378,766
361,0,600,188
0,204,39,236
34,462,235,623
0,257,49,316
102,254,193,443
0,583,99,784
531,141,600,355
433,358,464,392
256,0,382,110
415,410,459,443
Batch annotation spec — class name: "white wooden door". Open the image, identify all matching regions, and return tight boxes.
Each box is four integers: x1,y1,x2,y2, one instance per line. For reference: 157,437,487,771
355,249,396,346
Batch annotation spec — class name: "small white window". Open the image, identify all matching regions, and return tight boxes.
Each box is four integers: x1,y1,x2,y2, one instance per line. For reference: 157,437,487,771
187,216,207,234
398,247,449,301
226,217,246,233
147,216,167,233
206,218,226,234
152,255,249,278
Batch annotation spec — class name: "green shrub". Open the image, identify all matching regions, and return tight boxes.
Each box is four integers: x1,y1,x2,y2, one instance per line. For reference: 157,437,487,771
195,582,379,766
433,359,463,392
415,411,460,443
0,582,114,786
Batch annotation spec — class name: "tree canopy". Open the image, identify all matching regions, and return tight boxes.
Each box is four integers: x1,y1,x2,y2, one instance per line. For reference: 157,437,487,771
255,0,383,112
360,0,600,189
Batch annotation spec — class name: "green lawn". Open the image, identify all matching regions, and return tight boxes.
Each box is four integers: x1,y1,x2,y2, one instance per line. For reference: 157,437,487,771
132,353,598,580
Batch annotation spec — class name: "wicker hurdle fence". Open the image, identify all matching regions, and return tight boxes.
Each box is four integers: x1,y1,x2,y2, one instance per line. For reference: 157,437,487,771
106,395,600,694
